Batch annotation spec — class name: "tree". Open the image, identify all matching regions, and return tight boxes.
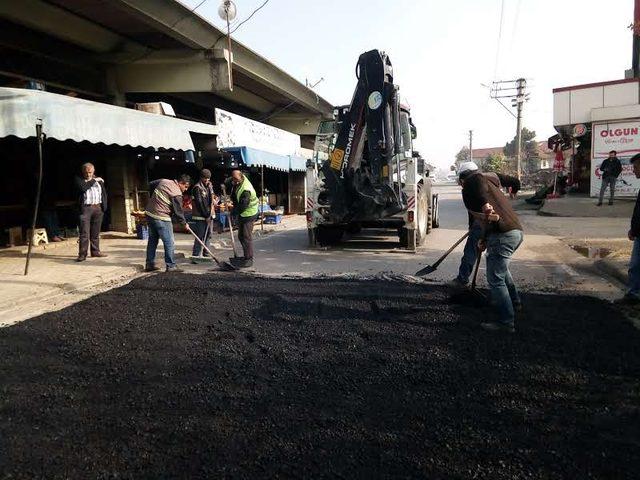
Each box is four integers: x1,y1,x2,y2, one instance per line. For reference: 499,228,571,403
483,152,507,173
455,146,471,167
503,127,540,173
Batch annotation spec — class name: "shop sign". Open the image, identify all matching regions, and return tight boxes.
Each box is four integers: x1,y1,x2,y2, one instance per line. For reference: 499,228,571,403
215,108,301,157
590,120,640,197
572,123,587,137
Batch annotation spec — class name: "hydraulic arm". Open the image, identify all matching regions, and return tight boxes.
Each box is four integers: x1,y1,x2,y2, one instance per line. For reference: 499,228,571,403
319,50,405,223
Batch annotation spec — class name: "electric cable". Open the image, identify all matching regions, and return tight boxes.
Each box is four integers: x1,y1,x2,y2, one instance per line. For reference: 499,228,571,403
493,0,505,80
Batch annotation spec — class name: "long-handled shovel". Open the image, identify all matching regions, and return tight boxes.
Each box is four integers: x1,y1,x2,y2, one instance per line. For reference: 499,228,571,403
186,224,238,271
221,184,242,262
415,231,469,276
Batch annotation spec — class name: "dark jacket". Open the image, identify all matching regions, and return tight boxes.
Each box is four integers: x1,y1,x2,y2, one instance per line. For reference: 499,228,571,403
74,176,107,212
600,157,622,179
496,173,521,195
632,191,640,238
192,181,215,220
462,172,522,234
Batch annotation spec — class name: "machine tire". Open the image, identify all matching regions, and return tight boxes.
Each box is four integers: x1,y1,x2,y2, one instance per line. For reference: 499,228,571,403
432,194,440,228
416,182,429,245
399,227,408,247
317,225,345,245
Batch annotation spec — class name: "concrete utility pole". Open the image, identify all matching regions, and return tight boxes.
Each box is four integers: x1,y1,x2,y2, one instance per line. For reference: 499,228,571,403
489,78,528,180
514,78,526,180
469,130,473,163
634,0,640,77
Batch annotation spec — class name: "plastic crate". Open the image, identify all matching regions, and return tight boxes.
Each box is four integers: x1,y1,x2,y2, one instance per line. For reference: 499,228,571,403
263,214,282,224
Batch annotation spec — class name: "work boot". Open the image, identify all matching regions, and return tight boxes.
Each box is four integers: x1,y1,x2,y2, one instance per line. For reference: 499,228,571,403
480,321,515,334
144,264,160,272
608,201,614,206
91,252,108,258
446,278,468,289
596,202,603,206
75,256,86,262
613,294,640,306
166,266,184,273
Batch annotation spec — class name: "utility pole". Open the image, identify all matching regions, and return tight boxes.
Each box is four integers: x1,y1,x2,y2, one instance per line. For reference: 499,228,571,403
469,130,473,163
489,78,529,180
514,78,526,180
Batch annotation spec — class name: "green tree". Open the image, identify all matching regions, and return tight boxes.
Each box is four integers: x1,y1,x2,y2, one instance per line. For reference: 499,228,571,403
455,146,471,166
503,127,540,173
484,152,507,173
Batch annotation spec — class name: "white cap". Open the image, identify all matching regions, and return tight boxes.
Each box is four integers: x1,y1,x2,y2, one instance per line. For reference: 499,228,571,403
458,161,479,177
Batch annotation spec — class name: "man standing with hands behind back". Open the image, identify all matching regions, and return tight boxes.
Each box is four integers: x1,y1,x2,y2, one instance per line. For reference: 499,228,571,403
74,162,107,262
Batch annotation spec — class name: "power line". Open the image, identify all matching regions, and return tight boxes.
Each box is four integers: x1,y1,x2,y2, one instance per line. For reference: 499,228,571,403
229,0,270,34
493,0,505,80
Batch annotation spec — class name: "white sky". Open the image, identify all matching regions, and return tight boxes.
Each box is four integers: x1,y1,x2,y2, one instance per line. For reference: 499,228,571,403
183,0,633,169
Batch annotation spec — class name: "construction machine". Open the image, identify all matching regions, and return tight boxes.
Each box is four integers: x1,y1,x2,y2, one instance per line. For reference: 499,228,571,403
305,49,439,250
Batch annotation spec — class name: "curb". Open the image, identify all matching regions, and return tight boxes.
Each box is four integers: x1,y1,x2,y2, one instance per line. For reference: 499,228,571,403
0,266,142,326
593,258,628,285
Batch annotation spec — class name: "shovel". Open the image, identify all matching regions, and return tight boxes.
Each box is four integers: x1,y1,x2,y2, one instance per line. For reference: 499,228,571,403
221,184,242,262
185,224,238,271
415,231,469,276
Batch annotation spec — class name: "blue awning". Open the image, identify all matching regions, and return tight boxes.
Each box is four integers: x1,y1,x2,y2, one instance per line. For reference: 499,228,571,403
222,146,307,172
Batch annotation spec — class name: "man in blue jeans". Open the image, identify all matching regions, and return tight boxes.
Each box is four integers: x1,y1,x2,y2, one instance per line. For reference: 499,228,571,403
451,163,521,287
615,153,640,305
144,175,191,272
460,167,524,333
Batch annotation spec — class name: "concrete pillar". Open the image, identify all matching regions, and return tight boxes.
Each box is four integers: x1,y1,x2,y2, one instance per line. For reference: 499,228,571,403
106,153,134,233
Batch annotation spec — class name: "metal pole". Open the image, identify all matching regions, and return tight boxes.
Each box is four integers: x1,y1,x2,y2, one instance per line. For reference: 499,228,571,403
25,120,44,276
469,130,473,163
260,164,264,232
226,15,234,91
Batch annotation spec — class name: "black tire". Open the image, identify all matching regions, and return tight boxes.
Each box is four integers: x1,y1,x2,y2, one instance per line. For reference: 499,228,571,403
432,195,440,228
416,182,430,245
317,225,345,245
399,227,408,247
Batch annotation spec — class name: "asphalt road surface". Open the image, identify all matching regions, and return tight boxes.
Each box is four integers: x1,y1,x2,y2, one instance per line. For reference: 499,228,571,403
1,274,639,478
248,186,620,298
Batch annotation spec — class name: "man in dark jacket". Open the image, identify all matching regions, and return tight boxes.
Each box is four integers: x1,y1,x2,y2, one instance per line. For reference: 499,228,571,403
598,150,623,206
191,169,218,261
616,154,640,305
74,162,107,262
460,168,524,333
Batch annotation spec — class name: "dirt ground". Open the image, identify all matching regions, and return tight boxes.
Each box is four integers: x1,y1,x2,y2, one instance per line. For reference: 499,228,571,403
1,273,639,479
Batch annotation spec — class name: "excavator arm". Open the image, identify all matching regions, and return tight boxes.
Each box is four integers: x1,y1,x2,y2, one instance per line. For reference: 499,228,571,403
319,50,405,223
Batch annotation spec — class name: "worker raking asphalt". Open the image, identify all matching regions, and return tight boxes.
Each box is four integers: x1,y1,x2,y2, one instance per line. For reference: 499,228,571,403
1,274,638,478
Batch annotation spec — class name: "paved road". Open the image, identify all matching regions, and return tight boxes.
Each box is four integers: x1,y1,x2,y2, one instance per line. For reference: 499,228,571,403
248,186,621,299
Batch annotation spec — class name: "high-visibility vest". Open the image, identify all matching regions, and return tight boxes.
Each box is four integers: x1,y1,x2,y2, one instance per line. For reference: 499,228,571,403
236,176,259,217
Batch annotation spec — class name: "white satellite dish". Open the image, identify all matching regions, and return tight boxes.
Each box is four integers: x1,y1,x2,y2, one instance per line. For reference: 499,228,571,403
218,0,237,22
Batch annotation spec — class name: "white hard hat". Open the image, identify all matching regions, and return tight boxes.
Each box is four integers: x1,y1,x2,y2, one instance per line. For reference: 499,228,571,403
458,161,479,177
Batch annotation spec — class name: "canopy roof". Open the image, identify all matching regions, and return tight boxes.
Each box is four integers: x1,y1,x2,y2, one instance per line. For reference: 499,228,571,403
0,87,217,150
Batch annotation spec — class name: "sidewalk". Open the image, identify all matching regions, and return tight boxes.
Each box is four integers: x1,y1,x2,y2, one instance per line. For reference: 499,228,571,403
0,214,305,326
523,196,633,291
539,194,634,218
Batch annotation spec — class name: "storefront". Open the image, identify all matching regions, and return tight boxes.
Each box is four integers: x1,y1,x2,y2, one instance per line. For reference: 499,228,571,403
552,78,640,197
0,87,217,244
214,109,308,214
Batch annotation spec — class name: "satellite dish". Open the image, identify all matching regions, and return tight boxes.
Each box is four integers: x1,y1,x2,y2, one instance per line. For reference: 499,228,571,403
218,0,237,22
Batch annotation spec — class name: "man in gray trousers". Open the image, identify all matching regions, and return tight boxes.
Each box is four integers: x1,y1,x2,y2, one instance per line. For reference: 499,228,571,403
598,150,622,206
